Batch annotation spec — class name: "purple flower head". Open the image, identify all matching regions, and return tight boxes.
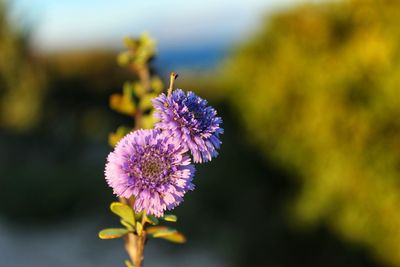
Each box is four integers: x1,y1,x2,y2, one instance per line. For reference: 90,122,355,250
152,89,223,163
105,129,195,217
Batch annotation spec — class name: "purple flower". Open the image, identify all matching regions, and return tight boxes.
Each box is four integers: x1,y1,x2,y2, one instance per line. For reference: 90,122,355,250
105,129,195,217
152,89,223,163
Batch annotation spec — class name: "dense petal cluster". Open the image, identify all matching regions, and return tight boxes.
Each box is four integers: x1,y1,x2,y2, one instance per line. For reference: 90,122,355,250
152,89,223,163
105,129,195,217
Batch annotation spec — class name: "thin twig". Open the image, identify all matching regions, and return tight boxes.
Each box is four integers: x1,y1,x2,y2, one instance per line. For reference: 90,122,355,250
167,72,178,97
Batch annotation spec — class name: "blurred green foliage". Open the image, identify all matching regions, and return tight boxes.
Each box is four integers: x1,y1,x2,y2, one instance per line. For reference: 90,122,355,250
0,0,134,218
0,1,47,131
225,0,400,265
108,34,163,146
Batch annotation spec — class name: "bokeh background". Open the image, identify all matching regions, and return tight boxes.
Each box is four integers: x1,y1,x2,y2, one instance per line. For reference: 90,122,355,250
1,0,400,266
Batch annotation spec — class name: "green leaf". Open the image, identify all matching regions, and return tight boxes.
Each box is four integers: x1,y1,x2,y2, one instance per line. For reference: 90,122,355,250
135,211,144,221
147,226,186,243
108,126,132,147
123,37,138,49
98,228,129,239
162,214,178,222
147,226,176,237
120,219,135,230
117,51,133,66
133,82,146,97
139,93,157,111
146,215,159,225
156,232,186,243
136,222,143,235
123,82,135,99
152,229,177,238
139,32,154,46
134,33,156,65
109,91,136,116
146,226,169,235
110,202,136,226
151,77,164,93
142,112,158,129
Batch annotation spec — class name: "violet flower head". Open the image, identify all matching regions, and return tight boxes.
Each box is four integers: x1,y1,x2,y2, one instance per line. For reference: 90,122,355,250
105,129,195,217
152,89,223,163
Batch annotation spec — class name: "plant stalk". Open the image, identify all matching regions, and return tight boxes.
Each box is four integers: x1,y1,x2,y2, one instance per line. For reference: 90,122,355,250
122,60,152,267
125,232,146,267
167,72,178,97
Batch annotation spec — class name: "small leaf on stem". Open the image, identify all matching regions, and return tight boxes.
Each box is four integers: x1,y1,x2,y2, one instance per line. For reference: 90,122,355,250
142,112,158,129
147,226,175,236
139,93,157,111
110,202,136,226
151,77,163,93
152,229,177,238
146,226,169,235
117,51,133,66
108,126,132,147
109,93,136,116
123,37,138,49
146,215,159,225
98,228,129,239
156,232,186,243
136,222,143,235
120,219,135,231
147,226,186,243
133,82,146,97
162,214,178,222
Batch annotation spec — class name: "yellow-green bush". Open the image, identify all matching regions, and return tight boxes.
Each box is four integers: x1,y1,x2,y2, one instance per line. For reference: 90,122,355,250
225,0,400,265
0,1,47,131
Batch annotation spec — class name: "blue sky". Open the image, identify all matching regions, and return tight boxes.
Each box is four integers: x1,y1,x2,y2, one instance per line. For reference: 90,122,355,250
12,0,299,52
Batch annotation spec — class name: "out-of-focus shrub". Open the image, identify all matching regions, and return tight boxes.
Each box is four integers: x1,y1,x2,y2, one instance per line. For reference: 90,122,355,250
0,1,47,131
225,0,400,265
